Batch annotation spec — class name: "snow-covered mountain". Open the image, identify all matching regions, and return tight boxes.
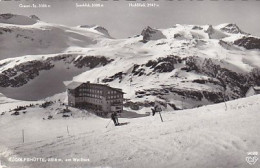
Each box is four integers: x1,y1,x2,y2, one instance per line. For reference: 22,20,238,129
0,14,111,60
0,14,260,109
0,13,39,25
0,14,260,168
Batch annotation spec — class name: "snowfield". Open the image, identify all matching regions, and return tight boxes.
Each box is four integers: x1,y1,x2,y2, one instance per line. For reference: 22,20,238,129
1,14,260,110
1,14,260,168
0,94,259,168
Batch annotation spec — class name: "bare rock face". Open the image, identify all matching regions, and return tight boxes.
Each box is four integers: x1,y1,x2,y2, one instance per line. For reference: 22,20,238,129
220,23,247,34
192,26,203,30
141,26,166,42
79,25,111,37
0,13,14,20
234,36,260,50
219,40,239,50
30,15,40,21
205,25,214,35
94,26,110,37
205,25,228,39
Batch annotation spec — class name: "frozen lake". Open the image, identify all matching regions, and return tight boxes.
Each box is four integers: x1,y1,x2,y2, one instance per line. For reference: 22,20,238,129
0,62,89,101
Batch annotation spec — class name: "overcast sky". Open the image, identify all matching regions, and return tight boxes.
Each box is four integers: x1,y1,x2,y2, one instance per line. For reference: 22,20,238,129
0,0,260,38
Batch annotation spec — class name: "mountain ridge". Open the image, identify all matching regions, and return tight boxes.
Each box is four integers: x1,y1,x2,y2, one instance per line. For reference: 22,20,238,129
0,14,260,110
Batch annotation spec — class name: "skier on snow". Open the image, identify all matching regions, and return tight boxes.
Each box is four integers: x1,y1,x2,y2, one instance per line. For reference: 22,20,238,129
111,112,119,126
151,103,162,116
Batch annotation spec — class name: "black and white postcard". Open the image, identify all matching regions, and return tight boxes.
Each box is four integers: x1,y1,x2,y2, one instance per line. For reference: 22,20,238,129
0,0,260,168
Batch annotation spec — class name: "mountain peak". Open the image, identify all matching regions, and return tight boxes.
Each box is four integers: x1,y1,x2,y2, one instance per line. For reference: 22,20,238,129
217,23,247,34
30,15,40,21
78,24,110,37
141,26,166,42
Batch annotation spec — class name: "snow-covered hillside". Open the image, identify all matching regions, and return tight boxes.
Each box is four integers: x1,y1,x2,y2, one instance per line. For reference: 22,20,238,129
0,13,39,25
0,14,111,60
0,93,259,168
0,14,260,109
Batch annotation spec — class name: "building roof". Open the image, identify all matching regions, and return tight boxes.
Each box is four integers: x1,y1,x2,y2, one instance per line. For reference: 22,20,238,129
65,81,125,93
66,81,83,89
84,82,125,94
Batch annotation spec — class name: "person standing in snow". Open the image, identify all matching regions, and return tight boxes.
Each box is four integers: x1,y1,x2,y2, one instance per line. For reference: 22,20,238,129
151,104,162,116
115,112,119,125
151,103,164,122
111,112,119,126
151,107,156,116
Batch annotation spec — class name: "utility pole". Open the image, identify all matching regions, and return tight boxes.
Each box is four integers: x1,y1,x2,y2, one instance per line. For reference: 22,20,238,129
67,126,70,136
22,129,24,143
182,97,184,110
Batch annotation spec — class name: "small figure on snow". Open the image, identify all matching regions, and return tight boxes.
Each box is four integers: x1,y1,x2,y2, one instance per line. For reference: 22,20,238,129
151,107,156,116
151,104,162,116
111,112,120,126
151,102,164,122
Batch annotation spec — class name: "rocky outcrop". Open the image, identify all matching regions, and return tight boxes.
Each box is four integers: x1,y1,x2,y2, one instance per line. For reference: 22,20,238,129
74,56,113,68
0,27,12,34
0,60,54,87
94,26,110,37
0,55,113,87
183,57,250,97
220,24,246,34
124,100,157,110
234,36,260,50
192,26,203,30
205,25,228,39
141,26,166,42
145,56,182,73
30,15,40,21
79,25,110,37
102,56,183,83
102,72,126,83
136,87,224,103
219,40,239,50
101,55,257,109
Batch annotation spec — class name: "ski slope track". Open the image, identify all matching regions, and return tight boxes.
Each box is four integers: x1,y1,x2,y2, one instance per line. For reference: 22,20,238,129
0,93,259,168
0,14,260,168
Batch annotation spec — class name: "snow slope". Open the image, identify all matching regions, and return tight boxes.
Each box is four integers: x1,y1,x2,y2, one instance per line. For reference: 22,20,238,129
0,14,38,25
0,94,259,168
0,14,111,60
1,14,260,109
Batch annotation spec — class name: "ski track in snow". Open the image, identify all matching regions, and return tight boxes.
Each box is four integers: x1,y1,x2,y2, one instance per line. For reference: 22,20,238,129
0,95,260,168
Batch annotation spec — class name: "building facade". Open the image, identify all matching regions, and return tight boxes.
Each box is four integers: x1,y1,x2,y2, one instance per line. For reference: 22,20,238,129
67,81,124,116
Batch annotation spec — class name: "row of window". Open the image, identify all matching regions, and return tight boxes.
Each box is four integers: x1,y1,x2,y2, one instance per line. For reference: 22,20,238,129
108,90,119,94
77,97,103,104
109,100,122,104
76,97,122,105
78,93,122,99
79,88,103,94
107,95,122,99
78,88,121,95
79,93,103,98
